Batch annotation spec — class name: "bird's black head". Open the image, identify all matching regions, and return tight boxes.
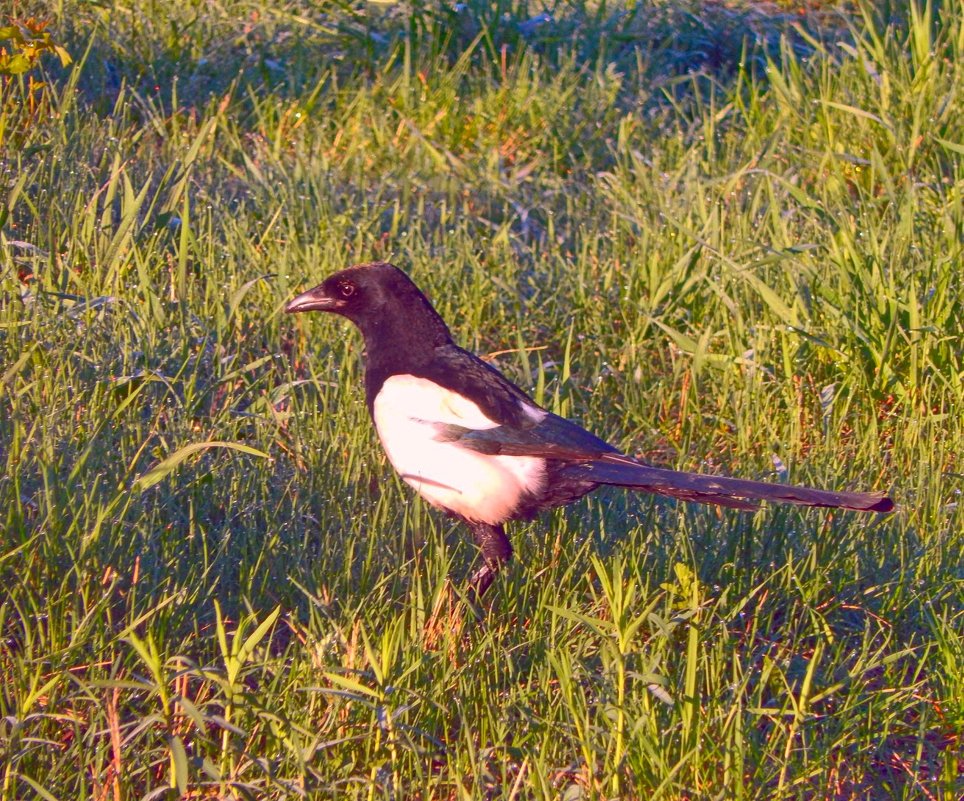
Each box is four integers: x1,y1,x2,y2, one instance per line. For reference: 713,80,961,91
285,261,452,350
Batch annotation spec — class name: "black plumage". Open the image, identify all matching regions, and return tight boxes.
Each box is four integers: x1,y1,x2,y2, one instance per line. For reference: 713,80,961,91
286,262,894,597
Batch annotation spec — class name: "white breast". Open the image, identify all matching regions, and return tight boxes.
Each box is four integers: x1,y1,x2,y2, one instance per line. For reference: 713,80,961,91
371,375,547,524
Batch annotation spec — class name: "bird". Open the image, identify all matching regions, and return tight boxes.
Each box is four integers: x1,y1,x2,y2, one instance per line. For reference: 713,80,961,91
285,261,894,598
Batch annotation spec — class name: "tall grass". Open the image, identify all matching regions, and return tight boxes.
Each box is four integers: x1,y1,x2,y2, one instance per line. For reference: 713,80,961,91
1,0,961,798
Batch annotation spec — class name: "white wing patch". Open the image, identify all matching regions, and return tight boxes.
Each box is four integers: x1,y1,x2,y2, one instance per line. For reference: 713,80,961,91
371,375,546,523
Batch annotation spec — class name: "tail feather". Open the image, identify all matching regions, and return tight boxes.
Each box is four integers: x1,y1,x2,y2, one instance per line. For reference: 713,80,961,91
565,454,894,513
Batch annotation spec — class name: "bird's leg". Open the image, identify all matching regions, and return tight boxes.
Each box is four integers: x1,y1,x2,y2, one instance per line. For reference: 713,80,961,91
467,522,513,599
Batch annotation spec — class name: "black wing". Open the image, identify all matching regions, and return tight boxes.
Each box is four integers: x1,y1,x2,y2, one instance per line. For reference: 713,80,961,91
420,345,558,429
435,408,620,459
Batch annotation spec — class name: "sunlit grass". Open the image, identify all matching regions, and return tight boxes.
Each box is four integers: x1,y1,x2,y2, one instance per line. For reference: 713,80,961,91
1,0,961,798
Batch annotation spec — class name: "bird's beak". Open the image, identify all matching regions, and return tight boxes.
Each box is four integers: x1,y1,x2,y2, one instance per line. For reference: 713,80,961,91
285,284,343,314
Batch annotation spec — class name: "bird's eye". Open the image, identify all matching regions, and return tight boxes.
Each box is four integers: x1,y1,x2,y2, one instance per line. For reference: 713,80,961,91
338,281,356,298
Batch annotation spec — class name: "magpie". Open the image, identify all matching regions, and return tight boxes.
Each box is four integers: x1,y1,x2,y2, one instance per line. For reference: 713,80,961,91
286,262,894,597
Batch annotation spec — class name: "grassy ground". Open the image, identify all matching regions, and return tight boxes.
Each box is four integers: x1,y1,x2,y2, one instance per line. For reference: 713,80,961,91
1,0,962,798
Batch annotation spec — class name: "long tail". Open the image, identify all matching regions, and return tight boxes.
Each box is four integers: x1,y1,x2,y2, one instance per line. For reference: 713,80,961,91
564,453,894,513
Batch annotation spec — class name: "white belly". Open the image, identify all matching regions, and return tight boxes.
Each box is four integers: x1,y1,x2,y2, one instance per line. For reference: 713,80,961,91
371,375,546,524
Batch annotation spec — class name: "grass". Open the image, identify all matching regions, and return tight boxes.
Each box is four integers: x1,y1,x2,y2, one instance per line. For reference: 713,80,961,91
1,0,962,797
